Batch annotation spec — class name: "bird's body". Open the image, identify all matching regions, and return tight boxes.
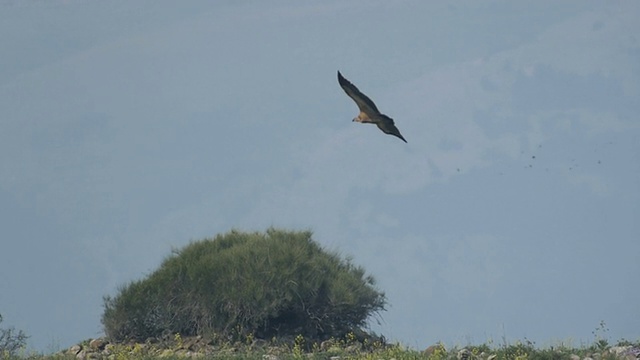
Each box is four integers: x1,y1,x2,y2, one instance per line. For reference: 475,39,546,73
337,71,407,143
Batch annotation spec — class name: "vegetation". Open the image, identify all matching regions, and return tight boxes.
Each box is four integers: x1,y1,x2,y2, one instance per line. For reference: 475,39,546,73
0,313,29,358
6,333,640,360
101,228,386,345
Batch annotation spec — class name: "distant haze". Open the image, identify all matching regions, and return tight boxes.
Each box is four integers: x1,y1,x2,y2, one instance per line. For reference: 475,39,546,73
0,0,638,353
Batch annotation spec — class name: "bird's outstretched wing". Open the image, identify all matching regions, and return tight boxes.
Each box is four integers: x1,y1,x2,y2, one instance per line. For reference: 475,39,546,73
376,114,407,143
337,71,380,115
337,71,407,143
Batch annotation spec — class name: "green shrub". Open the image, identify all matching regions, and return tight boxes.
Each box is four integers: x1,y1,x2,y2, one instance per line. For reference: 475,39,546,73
0,313,29,358
102,228,386,344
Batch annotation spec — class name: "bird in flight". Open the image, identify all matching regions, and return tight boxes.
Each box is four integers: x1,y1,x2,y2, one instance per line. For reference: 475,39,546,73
337,71,407,143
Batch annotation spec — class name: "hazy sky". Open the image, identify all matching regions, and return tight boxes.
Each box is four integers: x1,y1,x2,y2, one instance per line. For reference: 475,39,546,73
1,0,639,353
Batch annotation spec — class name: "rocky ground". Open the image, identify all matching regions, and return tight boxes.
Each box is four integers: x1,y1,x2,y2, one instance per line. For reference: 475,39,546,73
51,336,640,360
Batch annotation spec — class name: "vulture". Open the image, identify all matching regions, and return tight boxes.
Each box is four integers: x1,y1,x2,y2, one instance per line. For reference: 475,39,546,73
337,71,407,143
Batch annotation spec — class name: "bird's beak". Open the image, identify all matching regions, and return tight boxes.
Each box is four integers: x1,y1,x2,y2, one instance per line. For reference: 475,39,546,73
352,117,356,122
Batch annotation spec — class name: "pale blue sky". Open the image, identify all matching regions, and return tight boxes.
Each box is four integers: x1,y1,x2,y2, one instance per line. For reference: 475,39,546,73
1,0,639,353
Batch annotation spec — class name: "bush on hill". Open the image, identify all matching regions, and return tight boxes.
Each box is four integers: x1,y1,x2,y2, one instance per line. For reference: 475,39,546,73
101,228,386,344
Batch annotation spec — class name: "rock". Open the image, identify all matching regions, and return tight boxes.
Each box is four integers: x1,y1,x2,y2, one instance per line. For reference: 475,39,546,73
68,344,82,355
89,338,107,350
423,343,446,357
320,339,342,353
321,339,337,351
181,337,198,351
345,344,362,353
487,354,497,360
611,347,633,356
458,348,472,360
570,354,580,360
76,349,87,360
423,345,437,357
145,336,160,344
263,355,279,360
613,348,640,360
102,343,115,355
